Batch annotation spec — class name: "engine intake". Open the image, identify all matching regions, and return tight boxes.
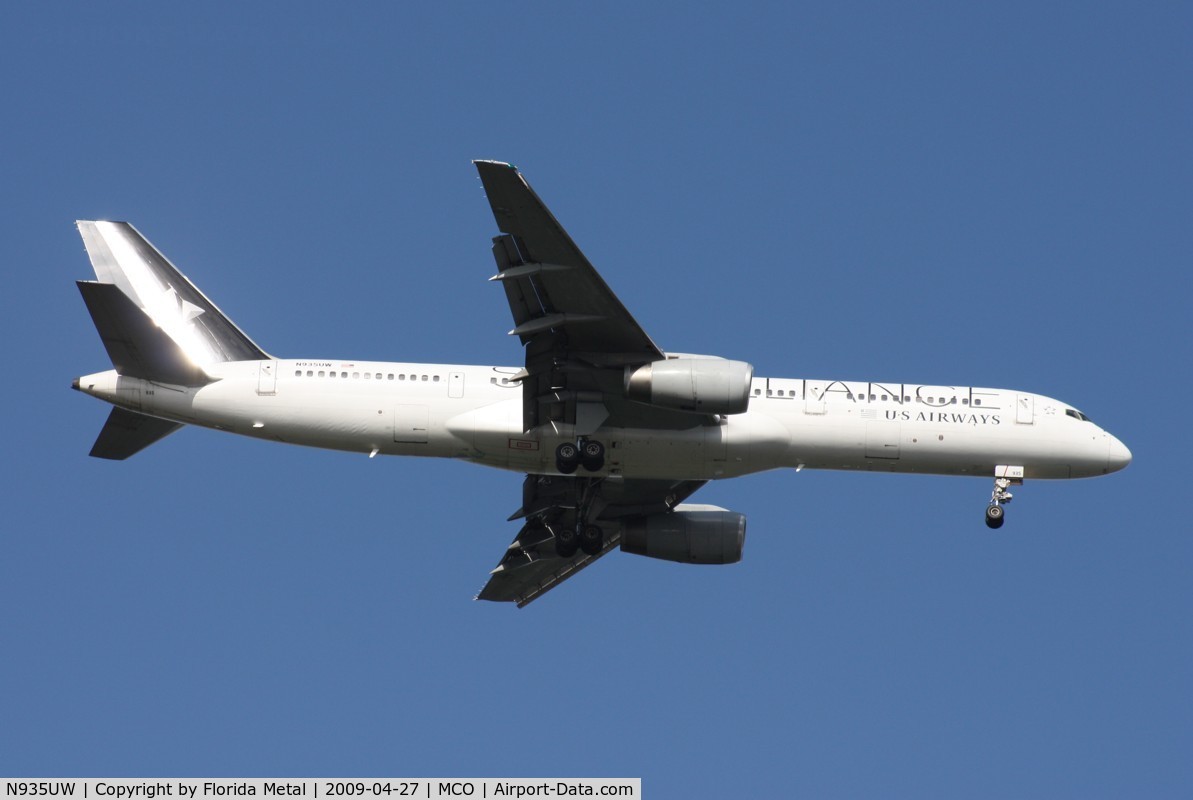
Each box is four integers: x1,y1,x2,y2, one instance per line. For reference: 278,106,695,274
624,358,753,415
621,505,746,564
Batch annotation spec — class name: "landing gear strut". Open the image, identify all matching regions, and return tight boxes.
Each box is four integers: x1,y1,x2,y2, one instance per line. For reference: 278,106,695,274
985,466,1023,529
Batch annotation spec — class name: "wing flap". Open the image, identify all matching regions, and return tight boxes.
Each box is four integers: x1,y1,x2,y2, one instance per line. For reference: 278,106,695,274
477,475,708,607
478,531,620,607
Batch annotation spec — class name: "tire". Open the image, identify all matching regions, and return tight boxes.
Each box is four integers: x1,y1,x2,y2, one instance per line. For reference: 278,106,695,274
555,526,579,558
579,524,603,556
580,439,605,472
555,442,580,475
985,505,1005,529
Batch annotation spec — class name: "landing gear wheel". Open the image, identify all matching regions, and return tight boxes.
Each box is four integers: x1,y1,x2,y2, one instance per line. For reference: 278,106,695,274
555,442,580,475
985,504,1005,529
555,526,579,558
579,524,604,556
580,439,606,472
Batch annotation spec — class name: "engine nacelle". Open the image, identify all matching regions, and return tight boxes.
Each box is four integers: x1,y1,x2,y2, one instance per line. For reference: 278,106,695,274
620,505,746,564
624,358,753,415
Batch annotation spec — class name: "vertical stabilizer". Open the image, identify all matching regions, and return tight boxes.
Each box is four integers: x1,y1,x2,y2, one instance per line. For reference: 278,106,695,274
76,221,269,365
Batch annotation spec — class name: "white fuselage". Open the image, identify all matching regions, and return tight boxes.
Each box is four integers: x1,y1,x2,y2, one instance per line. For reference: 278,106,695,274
75,359,1131,482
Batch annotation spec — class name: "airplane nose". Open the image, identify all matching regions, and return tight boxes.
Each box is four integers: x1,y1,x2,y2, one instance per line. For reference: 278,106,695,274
1107,434,1132,473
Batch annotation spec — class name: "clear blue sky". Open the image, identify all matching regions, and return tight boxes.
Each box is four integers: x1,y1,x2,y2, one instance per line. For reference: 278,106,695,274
2,3,1189,797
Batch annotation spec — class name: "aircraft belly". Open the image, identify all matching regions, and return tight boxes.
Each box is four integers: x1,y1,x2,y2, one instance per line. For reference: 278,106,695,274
777,409,1094,479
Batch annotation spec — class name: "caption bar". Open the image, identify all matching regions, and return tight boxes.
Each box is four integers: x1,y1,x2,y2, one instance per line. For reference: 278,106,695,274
2,781,639,800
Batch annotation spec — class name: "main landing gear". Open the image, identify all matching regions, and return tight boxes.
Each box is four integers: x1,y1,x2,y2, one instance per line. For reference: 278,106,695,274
541,444,610,557
554,438,605,474
985,466,1024,529
553,523,605,558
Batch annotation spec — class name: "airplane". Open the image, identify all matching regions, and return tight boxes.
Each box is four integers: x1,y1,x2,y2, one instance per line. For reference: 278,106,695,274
72,160,1132,606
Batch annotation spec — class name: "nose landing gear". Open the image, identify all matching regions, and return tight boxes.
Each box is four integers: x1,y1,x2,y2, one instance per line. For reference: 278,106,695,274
985,465,1023,529
985,502,1006,529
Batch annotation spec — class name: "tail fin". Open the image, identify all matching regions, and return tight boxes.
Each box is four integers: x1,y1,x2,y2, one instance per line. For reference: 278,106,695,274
75,220,268,459
76,221,269,365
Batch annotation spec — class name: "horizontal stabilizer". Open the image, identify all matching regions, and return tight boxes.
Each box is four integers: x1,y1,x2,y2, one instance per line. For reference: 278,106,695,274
90,406,183,460
78,280,212,386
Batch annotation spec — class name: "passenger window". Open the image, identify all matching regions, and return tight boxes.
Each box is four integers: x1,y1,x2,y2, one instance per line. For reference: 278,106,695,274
341,372,347,378
399,374,405,380
777,390,784,397
433,375,440,382
387,374,394,380
306,370,313,377
422,375,428,381
974,399,982,406
318,371,325,377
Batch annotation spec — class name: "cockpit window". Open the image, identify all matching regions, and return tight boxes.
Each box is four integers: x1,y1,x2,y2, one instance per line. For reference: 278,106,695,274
1065,408,1092,422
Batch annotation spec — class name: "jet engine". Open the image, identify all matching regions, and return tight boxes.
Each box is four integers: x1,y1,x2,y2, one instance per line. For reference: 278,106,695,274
624,358,754,415
620,505,747,564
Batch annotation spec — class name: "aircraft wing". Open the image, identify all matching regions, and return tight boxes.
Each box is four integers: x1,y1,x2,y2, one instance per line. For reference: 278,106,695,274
474,161,706,434
477,475,706,607
474,162,720,605
475,160,664,362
